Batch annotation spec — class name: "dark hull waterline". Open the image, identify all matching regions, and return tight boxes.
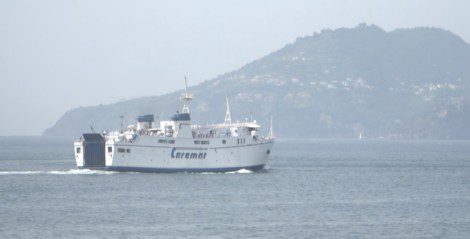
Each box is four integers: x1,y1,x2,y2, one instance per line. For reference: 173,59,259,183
78,164,265,173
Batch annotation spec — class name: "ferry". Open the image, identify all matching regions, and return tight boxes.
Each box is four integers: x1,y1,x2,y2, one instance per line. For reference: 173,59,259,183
73,80,275,173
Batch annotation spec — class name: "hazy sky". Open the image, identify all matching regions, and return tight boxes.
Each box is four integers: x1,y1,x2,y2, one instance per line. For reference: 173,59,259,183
1,0,469,135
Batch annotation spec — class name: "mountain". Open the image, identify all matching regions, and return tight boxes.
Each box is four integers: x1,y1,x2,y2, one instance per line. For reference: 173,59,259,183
44,24,470,139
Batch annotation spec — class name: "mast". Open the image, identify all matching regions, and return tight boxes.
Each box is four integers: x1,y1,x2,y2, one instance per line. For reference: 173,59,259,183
268,116,274,139
120,115,124,133
224,96,232,125
181,76,193,114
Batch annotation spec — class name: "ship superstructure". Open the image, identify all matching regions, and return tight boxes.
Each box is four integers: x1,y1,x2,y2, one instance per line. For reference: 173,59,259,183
73,80,274,172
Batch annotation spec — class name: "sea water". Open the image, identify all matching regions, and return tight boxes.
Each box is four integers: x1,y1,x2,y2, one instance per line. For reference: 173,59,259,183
1,137,469,238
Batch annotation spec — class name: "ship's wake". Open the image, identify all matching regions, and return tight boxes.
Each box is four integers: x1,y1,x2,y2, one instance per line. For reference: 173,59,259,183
199,169,254,174
1,168,255,175
0,169,116,175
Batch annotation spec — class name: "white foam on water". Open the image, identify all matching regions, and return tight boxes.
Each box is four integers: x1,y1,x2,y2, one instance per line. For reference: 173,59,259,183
0,169,116,175
200,169,254,174
0,171,43,175
235,169,253,174
48,169,116,175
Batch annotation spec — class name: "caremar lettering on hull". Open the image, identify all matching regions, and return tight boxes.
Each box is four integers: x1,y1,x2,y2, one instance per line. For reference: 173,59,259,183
171,148,207,159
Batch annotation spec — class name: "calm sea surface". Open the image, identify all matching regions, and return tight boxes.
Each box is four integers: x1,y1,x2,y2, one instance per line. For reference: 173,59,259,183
1,137,470,238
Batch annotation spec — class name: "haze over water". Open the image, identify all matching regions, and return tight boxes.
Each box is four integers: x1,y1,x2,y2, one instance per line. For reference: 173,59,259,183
1,137,469,238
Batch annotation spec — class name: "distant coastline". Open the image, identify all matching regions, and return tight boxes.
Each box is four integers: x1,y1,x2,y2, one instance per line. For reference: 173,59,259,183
44,24,470,140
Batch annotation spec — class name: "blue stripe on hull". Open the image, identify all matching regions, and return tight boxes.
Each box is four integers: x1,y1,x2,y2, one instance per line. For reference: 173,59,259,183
103,164,265,173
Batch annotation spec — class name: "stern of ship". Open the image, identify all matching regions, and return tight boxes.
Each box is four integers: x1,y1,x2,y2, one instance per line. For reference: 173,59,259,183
74,133,107,169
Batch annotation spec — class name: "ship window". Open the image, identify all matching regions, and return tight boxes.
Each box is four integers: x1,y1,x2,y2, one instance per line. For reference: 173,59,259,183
168,140,175,144
108,147,112,153
201,141,210,145
118,148,125,153
222,140,226,144
194,140,201,144
126,149,131,153
158,139,167,144
76,147,81,154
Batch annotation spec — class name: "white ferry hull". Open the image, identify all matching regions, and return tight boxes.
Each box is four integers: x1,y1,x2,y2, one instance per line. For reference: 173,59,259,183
75,136,274,173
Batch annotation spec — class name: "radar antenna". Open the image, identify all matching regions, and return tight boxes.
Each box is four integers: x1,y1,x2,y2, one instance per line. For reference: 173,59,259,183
224,96,232,125
181,76,193,114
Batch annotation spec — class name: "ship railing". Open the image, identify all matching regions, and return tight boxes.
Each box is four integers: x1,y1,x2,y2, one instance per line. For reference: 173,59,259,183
192,131,257,139
74,138,84,143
